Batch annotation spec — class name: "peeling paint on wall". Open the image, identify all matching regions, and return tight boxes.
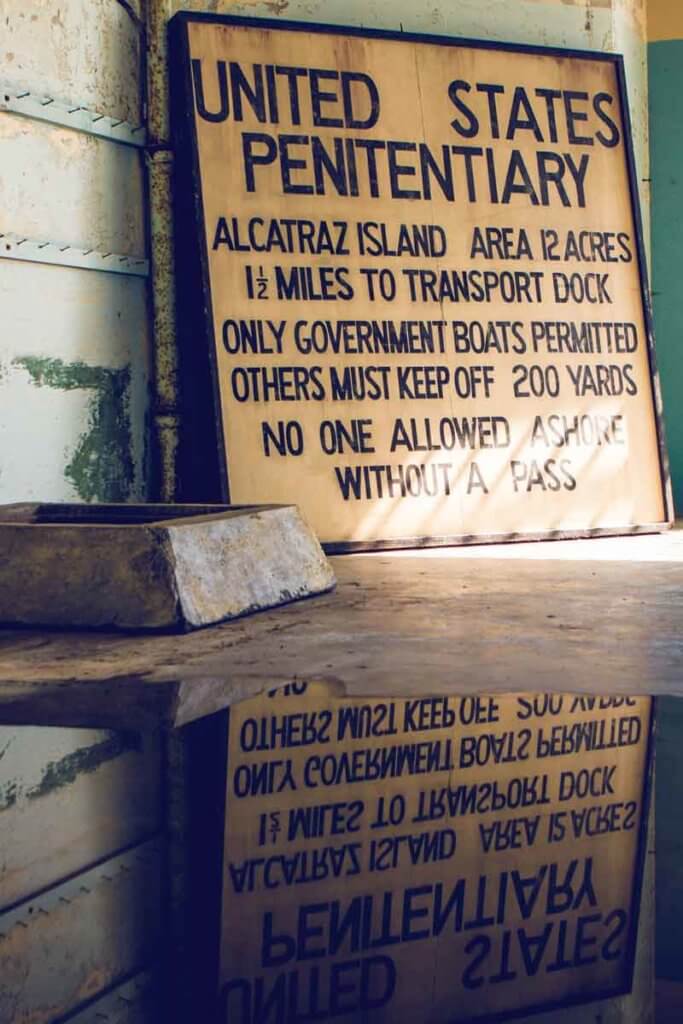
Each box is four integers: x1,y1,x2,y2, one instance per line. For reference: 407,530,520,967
27,732,142,801
13,356,135,502
0,781,17,812
0,732,142,811
0,5,157,1008
0,0,145,124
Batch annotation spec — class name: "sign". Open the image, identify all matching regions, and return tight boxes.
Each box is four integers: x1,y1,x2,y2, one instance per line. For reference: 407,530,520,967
220,684,653,1023
171,16,670,549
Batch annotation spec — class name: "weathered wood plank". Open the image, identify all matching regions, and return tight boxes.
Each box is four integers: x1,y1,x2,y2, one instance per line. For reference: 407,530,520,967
0,532,682,730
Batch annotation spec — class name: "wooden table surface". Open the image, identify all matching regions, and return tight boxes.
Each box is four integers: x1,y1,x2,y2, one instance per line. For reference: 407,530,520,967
1,529,682,729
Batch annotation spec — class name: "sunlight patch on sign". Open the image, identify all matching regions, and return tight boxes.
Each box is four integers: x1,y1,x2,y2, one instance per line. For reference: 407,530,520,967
172,17,669,548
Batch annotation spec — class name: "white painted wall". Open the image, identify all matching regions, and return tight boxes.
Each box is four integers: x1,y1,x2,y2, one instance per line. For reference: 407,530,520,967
0,0,149,504
0,0,153,975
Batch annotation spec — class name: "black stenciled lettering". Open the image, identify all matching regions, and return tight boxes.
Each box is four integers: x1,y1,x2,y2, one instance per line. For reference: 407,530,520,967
509,458,576,494
506,86,544,141
355,138,386,197
221,956,397,1019
329,365,391,402
501,150,540,205
536,151,572,206
192,59,229,122
479,815,541,853
319,417,375,455
303,738,454,787
421,146,456,200
593,92,621,147
452,145,483,201
242,132,277,191
517,695,564,719
337,702,399,741
535,88,562,142
536,714,642,757
558,765,616,802
460,729,532,768
240,708,331,751
563,90,593,145
448,80,479,138
230,841,363,894
230,62,267,122
274,65,307,124
231,365,326,404
387,141,420,199
312,136,349,195
342,72,381,129
309,67,344,128
262,419,304,457
476,82,505,138
288,800,364,841
368,829,457,873
570,696,638,712
566,363,638,398
412,773,550,825
232,758,297,799
279,134,314,194
569,800,638,838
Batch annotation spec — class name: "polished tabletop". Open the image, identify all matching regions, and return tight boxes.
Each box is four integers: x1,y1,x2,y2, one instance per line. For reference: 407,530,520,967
0,529,681,729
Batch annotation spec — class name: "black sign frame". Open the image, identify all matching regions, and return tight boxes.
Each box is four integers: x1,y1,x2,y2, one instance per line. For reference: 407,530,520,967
175,693,656,1022
169,13,672,553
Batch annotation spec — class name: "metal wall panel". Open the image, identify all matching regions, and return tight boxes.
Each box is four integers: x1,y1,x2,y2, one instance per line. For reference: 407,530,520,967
0,0,144,125
0,117,145,257
0,261,149,503
0,727,163,911
0,0,149,504
61,973,158,1024
0,840,163,1024
0,5,155,1018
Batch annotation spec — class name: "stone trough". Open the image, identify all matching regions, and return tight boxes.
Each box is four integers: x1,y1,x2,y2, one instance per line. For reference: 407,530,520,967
0,503,335,631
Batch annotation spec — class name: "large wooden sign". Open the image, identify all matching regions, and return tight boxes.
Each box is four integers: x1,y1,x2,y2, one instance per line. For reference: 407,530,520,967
171,15,671,549
220,685,653,1022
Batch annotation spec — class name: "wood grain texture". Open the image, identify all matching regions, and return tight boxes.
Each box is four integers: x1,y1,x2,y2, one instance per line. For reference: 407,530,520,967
0,530,681,730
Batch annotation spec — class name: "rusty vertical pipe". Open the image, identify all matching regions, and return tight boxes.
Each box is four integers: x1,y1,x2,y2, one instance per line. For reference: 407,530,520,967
145,0,180,502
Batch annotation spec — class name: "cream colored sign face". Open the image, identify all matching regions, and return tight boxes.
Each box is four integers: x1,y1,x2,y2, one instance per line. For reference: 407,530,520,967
182,19,667,546
220,685,651,1022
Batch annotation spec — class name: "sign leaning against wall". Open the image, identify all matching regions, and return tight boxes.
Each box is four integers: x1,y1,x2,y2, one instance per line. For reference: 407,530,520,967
170,14,672,550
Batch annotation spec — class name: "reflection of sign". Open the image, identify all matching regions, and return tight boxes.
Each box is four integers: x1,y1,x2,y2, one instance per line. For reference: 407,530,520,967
171,16,670,549
220,684,652,1023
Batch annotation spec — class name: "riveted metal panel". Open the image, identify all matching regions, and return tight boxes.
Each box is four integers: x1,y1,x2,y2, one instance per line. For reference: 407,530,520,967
0,727,163,911
61,972,158,1024
0,840,163,1024
0,116,145,257
0,86,146,147
0,4,157,1020
0,0,150,505
0,0,144,124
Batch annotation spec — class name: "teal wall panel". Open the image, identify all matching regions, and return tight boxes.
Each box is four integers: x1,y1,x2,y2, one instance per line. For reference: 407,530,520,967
649,39,683,511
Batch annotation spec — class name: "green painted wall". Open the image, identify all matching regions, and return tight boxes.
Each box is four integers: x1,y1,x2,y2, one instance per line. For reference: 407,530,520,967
655,696,683,981
649,40,683,512
648,12,683,992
